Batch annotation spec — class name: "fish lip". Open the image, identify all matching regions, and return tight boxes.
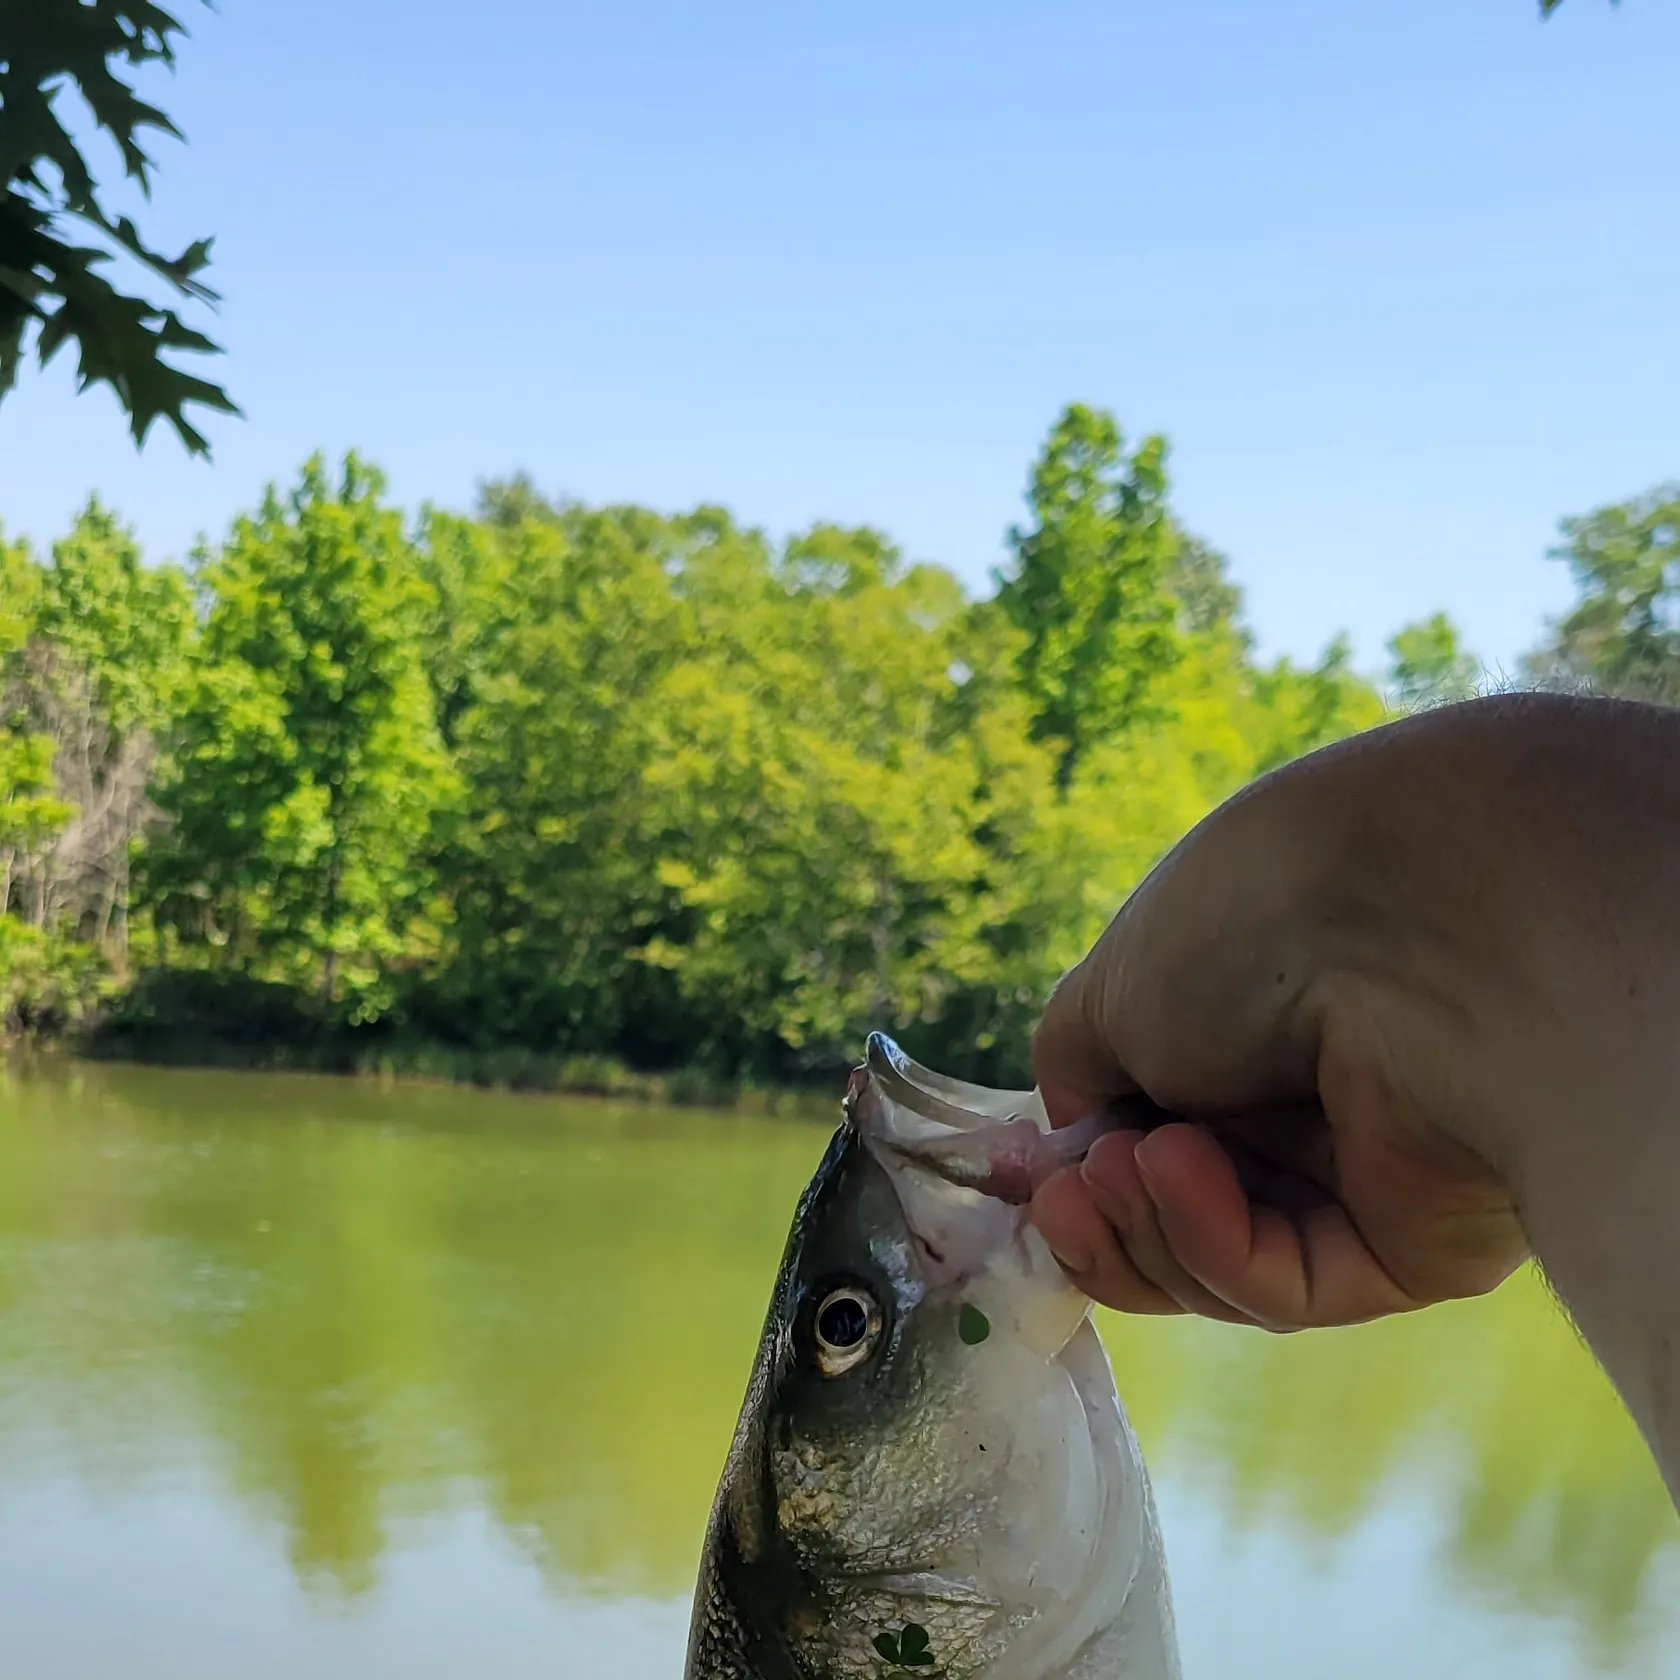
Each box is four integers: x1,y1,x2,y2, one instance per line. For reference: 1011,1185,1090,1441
853,1033,1051,1205
864,1032,1004,1132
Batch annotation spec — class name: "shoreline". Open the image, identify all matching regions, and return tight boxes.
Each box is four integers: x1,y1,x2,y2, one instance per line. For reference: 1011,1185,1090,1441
4,1025,841,1119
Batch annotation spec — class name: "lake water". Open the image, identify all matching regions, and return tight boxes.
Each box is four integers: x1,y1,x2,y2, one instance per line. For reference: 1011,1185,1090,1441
0,1058,1675,1679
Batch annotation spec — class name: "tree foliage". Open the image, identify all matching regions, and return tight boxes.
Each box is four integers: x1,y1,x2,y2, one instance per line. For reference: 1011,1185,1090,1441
0,0,235,452
144,457,456,1017
1524,485,1680,704
1388,611,1482,710
996,405,1182,793
27,402,1633,1079
0,502,192,1025
417,496,689,1055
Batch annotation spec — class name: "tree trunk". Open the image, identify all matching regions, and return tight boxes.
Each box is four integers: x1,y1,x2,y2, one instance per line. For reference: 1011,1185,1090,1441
113,849,131,966
27,854,47,928
95,872,116,949
322,849,343,1007
1053,738,1079,800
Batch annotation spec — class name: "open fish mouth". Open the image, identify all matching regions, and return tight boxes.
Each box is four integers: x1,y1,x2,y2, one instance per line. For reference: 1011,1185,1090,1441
860,1032,1035,1130
847,1032,1134,1207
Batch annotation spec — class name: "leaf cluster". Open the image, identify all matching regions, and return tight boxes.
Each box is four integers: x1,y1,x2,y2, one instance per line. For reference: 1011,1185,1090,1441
0,0,235,451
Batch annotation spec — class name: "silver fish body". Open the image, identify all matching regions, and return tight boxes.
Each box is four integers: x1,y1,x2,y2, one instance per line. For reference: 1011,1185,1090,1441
684,1035,1180,1680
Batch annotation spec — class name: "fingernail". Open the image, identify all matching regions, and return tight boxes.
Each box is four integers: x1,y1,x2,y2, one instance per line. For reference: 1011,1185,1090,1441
1133,1148,1162,1196
1079,1134,1134,1199
1133,1130,1179,1200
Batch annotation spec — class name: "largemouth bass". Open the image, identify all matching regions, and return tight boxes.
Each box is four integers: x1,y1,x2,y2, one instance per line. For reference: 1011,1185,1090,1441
684,1033,1180,1680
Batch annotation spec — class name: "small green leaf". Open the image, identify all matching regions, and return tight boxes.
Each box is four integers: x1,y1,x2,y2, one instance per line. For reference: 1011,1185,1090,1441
958,1303,990,1345
874,1631,902,1662
899,1622,934,1664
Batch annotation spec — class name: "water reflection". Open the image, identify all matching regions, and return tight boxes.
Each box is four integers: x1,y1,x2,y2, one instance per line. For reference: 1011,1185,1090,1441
0,1058,1674,1676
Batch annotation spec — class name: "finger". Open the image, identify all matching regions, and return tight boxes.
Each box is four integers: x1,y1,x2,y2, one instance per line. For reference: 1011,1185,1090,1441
1133,1124,1423,1329
1030,1164,1186,1317
1206,1103,1339,1198
1079,1132,1260,1326
1033,957,1138,1129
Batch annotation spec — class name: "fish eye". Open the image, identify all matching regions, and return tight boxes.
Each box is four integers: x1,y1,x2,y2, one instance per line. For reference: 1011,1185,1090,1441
819,1294,868,1347
812,1285,882,1377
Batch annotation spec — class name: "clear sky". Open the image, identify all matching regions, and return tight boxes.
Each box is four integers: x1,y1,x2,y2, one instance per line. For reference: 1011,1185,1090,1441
2,0,1676,678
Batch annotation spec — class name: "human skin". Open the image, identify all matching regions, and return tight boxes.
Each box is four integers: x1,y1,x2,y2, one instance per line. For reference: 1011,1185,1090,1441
1028,692,1680,1503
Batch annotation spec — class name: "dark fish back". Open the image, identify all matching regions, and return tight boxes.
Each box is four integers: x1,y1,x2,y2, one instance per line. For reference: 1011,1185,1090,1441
684,1128,859,1679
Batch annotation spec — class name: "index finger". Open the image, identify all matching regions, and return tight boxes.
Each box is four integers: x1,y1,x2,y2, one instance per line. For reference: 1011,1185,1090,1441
1033,957,1139,1129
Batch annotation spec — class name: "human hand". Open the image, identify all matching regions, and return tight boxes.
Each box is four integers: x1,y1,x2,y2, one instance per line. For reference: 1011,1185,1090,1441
1042,692,1680,1491
1028,713,1538,1332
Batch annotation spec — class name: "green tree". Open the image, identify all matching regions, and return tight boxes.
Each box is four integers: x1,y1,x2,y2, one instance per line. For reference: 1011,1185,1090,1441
37,498,194,729
1166,531,1246,640
0,532,60,923
1524,485,1680,704
14,501,195,951
1,0,235,451
0,528,40,655
0,531,89,1019
995,405,1182,794
1249,634,1388,775
415,507,516,752
1387,611,1481,710
0,729,71,922
422,493,691,1056
645,522,1018,1072
146,456,455,1014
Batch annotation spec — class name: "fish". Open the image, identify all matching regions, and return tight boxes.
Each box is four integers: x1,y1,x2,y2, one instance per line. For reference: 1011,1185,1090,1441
683,1032,1181,1680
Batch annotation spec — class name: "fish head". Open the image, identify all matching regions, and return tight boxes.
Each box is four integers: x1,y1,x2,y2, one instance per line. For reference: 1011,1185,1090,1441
685,1037,1171,1680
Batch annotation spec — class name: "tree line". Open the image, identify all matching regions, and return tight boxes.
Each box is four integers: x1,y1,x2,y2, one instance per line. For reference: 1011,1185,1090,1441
1,403,1672,1087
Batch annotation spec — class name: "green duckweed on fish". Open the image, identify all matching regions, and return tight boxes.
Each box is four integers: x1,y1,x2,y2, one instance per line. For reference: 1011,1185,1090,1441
684,1033,1181,1680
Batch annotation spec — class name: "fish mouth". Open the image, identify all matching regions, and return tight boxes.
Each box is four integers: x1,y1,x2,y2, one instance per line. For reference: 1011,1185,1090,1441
840,1033,1059,1298
862,1033,1036,1129
851,1034,1155,1208
845,1034,1041,1167
847,1035,1072,1208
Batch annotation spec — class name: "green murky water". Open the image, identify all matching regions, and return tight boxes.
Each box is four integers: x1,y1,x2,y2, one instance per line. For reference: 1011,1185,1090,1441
0,1058,1674,1678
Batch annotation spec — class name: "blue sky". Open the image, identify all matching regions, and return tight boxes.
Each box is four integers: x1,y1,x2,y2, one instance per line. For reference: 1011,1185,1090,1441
2,0,1676,678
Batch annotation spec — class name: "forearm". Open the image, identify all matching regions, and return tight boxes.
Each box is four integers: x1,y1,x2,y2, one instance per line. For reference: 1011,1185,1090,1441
1294,694,1680,1491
